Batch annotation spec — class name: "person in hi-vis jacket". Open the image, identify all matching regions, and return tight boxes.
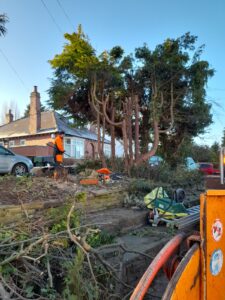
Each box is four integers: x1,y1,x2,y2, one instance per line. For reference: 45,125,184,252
53,131,65,165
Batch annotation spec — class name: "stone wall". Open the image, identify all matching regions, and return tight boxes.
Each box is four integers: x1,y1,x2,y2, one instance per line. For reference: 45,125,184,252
0,188,127,225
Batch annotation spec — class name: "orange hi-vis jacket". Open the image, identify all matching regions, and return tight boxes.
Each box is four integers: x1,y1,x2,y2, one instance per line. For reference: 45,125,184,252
54,136,64,163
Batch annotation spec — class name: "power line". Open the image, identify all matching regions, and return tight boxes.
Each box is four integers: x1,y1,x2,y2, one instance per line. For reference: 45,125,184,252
40,0,63,35
0,48,28,91
56,0,74,30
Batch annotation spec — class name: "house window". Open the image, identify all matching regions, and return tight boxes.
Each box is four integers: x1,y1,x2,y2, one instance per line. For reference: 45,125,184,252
9,140,15,147
20,139,26,146
104,144,111,157
64,138,84,159
74,139,84,159
64,138,72,157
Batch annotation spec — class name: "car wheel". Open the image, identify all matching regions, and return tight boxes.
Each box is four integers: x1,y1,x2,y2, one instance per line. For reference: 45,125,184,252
12,163,28,176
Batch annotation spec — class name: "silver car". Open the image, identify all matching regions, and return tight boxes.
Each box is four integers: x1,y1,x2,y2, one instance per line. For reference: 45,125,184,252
0,145,33,175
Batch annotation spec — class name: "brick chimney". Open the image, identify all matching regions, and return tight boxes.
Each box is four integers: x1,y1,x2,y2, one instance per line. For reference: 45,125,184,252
29,86,41,134
5,109,13,124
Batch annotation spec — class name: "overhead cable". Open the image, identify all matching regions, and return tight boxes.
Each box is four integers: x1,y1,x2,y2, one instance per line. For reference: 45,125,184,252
0,48,28,91
56,0,74,30
40,0,63,35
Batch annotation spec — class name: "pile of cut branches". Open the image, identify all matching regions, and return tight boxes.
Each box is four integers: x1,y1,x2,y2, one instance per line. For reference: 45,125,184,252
0,192,106,299
0,191,152,300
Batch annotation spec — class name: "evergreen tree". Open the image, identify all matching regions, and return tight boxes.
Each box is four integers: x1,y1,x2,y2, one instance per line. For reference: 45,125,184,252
0,13,8,36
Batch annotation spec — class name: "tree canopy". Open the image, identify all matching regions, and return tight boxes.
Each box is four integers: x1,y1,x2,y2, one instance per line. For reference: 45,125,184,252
134,33,213,162
0,13,8,37
48,26,214,168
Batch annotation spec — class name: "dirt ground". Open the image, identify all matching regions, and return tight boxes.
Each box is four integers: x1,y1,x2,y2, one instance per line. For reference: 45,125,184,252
0,176,70,205
0,173,119,204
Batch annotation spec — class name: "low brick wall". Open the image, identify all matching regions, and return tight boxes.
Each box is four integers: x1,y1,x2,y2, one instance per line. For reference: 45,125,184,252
10,145,53,157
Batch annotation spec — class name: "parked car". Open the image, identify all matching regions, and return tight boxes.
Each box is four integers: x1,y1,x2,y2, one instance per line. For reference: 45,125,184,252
198,162,220,175
0,145,33,175
149,155,198,171
185,157,199,171
149,155,164,166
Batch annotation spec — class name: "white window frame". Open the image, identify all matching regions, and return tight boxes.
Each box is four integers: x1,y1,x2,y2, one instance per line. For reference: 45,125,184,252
20,139,26,146
104,144,111,157
64,137,85,159
9,140,15,147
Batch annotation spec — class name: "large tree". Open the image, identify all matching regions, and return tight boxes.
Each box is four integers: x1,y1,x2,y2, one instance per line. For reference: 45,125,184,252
48,28,213,170
0,13,8,36
134,33,213,164
48,26,131,168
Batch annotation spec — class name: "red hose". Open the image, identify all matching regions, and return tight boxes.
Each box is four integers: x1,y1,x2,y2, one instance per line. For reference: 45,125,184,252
130,233,185,300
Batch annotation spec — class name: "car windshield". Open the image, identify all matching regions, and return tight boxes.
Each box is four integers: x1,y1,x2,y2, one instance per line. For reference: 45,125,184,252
0,146,14,155
199,163,212,168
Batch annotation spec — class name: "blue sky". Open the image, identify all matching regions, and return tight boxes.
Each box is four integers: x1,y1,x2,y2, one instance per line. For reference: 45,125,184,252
1,0,225,145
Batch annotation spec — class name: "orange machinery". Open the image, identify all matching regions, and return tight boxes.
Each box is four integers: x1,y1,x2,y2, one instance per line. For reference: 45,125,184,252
130,189,225,299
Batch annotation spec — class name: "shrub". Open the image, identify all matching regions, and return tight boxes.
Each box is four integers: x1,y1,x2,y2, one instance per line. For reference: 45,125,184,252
74,160,102,174
105,156,125,173
130,162,172,182
128,164,204,198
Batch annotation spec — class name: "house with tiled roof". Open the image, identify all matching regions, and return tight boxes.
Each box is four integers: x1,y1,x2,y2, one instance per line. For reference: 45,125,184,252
0,86,111,159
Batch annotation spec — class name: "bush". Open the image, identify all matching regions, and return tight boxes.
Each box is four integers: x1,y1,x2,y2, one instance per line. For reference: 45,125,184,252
127,179,173,197
105,156,125,173
130,162,172,182
130,162,203,185
74,159,102,174
128,164,204,198
87,230,115,248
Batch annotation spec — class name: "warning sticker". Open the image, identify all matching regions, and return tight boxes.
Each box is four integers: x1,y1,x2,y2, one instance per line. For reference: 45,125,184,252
212,219,223,242
210,249,223,276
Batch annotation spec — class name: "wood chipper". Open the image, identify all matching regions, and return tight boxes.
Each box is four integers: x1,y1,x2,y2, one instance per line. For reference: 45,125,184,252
131,148,225,300
130,189,225,299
